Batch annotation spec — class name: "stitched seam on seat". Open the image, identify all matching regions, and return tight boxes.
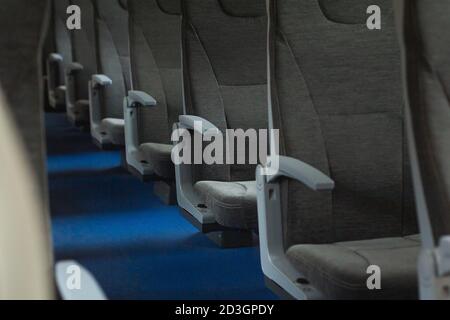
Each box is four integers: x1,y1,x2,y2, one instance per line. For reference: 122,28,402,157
293,242,417,290
199,182,253,207
334,243,371,267
101,19,127,92
188,23,227,121
294,252,372,290
155,0,181,16
337,237,422,251
297,257,406,291
201,186,253,210
216,0,266,19
220,83,267,87
140,28,170,120
234,182,249,192
188,22,231,180
348,244,420,251
404,236,421,244
314,0,394,27
279,30,334,240
208,197,250,209
437,71,450,106
322,111,402,117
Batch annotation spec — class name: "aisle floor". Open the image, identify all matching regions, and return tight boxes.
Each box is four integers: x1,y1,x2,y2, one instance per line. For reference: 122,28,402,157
45,113,276,300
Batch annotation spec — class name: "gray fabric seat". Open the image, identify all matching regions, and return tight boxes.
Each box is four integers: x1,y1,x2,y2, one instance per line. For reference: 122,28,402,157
400,1,450,242
137,143,174,179
181,0,268,230
66,0,98,126
45,0,73,110
73,99,90,120
264,0,419,299
399,0,450,299
139,143,174,179
194,181,257,230
90,0,131,147
101,118,125,145
127,0,182,179
287,235,420,300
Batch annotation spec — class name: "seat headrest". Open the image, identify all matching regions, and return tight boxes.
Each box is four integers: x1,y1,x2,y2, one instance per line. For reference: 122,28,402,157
156,0,181,15
318,0,386,24
218,0,266,17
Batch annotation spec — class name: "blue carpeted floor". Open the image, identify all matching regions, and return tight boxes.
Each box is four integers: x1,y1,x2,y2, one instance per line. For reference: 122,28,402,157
45,113,277,300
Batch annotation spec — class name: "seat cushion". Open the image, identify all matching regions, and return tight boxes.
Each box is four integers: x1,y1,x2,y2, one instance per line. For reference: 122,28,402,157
50,85,66,108
101,118,125,146
139,143,174,179
69,99,90,125
286,235,420,300
194,181,257,230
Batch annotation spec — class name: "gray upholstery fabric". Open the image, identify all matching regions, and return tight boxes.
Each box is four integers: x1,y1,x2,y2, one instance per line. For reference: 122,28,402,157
45,0,72,94
215,0,266,17
183,0,268,183
72,99,90,124
194,181,257,230
157,0,181,15
95,0,130,120
139,143,174,179
54,0,73,84
402,1,450,241
101,118,125,146
318,0,381,24
182,0,267,230
54,85,67,103
71,0,97,101
269,0,418,299
129,0,182,146
270,0,417,247
119,0,128,9
287,235,420,299
0,0,49,196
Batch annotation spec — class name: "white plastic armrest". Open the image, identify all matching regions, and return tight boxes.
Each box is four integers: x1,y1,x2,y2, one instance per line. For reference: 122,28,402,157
66,62,84,75
55,260,107,300
127,90,157,108
49,53,63,63
179,115,220,135
267,155,335,191
92,74,112,88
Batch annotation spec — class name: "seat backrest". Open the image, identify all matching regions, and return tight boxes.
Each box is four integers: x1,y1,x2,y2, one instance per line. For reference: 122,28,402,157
400,0,450,245
0,0,54,299
94,0,131,119
71,0,97,99
54,0,73,84
182,0,268,182
269,0,417,248
128,0,182,145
